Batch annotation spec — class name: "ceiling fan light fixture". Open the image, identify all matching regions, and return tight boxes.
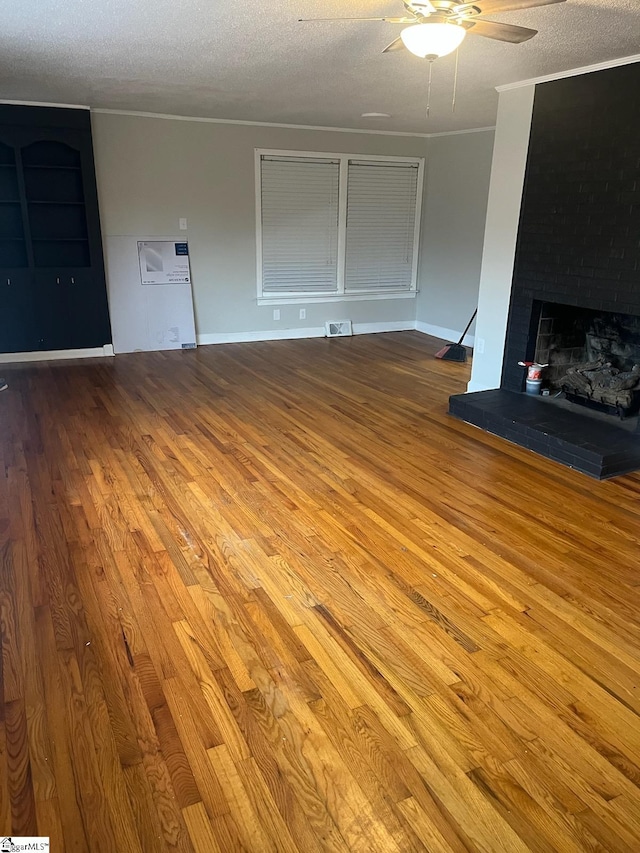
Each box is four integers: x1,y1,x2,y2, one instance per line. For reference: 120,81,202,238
400,21,466,58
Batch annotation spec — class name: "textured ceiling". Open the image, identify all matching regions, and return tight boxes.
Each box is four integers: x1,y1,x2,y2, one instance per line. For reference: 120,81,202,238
0,0,638,133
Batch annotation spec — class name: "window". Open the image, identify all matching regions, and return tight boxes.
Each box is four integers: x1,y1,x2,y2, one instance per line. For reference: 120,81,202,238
256,150,424,304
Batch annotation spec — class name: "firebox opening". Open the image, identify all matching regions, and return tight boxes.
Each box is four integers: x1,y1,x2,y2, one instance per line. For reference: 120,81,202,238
533,301,640,419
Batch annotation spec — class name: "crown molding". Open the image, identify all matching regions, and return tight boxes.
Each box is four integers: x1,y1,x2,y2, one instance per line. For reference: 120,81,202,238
426,125,495,138
92,107,495,139
0,99,494,138
91,108,431,137
0,98,90,110
496,53,640,92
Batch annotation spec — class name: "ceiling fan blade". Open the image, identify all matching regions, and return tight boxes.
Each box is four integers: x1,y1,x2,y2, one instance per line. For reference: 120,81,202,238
298,16,414,23
469,0,565,15
382,37,407,53
463,18,538,42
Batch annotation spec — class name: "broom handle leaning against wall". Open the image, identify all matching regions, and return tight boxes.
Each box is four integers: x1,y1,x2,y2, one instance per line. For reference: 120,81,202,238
457,309,478,346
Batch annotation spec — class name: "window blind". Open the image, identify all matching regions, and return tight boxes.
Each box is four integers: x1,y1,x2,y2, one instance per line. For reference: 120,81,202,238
260,157,340,294
344,161,419,292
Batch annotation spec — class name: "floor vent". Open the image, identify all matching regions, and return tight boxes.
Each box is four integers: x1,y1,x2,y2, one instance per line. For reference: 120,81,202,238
325,320,353,338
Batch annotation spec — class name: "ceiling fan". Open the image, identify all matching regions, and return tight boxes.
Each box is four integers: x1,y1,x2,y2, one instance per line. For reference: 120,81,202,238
299,0,567,59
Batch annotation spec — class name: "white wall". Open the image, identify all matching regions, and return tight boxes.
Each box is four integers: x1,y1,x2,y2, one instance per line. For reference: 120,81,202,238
468,86,535,392
416,130,494,344
91,113,430,341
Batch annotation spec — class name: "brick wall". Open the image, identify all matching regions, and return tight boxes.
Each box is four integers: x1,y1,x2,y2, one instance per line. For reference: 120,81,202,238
501,62,640,392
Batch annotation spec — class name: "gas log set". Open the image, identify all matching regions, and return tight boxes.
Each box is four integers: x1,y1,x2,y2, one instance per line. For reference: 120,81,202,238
559,360,640,419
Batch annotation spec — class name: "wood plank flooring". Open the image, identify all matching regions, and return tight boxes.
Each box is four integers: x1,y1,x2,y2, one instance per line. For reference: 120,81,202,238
0,331,639,851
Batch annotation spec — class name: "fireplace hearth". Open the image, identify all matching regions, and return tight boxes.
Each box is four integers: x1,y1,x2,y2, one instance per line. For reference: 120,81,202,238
450,299,640,476
449,300,640,478
449,301,640,479
448,389,640,479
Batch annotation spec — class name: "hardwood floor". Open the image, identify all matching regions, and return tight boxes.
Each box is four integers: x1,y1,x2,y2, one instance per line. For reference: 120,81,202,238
1,331,639,851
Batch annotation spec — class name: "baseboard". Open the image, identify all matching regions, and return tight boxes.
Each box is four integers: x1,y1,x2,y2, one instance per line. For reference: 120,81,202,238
415,320,475,347
197,327,326,345
197,321,416,346
0,343,114,364
466,380,498,393
351,321,416,335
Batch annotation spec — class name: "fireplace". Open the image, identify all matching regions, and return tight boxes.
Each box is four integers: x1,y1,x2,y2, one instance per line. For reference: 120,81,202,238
450,287,640,476
449,63,640,478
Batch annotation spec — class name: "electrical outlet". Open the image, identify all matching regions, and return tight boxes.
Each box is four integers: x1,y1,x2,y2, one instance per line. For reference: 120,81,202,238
179,218,187,230
299,308,306,320
475,337,485,354
273,309,280,321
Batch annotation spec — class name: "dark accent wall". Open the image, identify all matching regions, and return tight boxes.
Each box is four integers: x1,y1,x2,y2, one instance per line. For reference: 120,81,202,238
501,62,640,392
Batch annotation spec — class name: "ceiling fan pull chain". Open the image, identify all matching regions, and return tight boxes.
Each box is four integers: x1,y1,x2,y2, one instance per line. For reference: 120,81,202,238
452,45,460,113
426,59,433,118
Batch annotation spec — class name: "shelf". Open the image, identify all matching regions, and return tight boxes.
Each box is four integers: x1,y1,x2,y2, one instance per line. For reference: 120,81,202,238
33,238,89,243
0,199,20,204
0,249,28,266
23,164,81,171
27,200,85,206
0,238,26,242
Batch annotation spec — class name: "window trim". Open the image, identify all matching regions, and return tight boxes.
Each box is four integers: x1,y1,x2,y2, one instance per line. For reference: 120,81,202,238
255,148,425,305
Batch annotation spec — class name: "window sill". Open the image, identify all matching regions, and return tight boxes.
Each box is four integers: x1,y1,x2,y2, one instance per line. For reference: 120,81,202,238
257,291,418,306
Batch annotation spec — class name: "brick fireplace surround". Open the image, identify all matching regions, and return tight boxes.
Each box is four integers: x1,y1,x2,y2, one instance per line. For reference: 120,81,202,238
450,62,640,479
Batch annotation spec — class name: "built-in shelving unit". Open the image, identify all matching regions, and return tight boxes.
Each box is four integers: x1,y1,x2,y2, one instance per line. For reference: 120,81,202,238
23,140,90,269
0,105,111,354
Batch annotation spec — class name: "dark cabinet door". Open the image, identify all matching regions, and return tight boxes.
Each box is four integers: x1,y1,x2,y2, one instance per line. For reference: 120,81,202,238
32,270,111,351
65,269,111,349
32,271,71,351
0,270,37,352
